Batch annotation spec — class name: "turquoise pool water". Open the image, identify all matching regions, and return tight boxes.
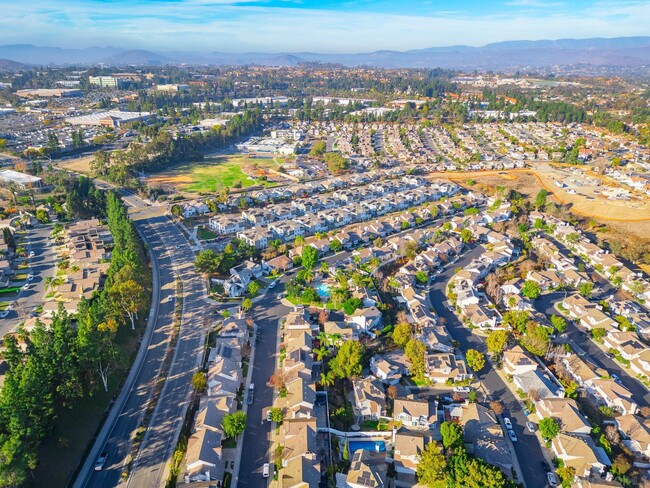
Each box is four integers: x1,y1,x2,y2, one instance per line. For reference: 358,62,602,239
315,283,331,298
348,440,386,453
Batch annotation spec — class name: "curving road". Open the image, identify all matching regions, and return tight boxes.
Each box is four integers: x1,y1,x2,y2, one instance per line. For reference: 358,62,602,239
429,244,548,488
73,189,206,488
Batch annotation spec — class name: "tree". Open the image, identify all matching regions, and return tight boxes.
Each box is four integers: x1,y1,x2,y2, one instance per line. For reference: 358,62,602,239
440,421,463,450
323,152,349,173
108,268,146,330
415,271,428,285
501,310,530,334
578,282,593,298
222,411,247,438
387,385,398,400
538,417,560,440
301,246,318,271
535,189,548,210
192,372,207,392
522,280,541,299
490,400,505,415
248,281,260,296
556,466,576,486
329,341,364,380
405,339,427,381
611,454,631,476
468,389,478,403
309,140,326,157
342,438,350,461
465,349,485,372
194,249,221,275
416,441,447,485
329,239,342,253
35,209,49,223
392,322,412,348
269,407,284,424
401,240,419,259
342,297,362,315
591,327,607,341
460,228,473,243
550,315,566,333
486,330,508,355
241,298,253,312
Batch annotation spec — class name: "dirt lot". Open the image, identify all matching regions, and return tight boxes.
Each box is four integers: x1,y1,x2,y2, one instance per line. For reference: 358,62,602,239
59,155,95,174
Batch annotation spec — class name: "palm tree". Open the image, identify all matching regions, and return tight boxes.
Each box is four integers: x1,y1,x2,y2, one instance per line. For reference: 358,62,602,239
319,372,335,388
313,346,330,362
317,331,331,348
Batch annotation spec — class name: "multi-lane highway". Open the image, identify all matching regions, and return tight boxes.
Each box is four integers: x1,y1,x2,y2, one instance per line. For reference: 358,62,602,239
73,189,206,488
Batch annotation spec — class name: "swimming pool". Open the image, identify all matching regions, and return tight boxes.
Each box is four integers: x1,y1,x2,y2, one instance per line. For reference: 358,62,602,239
348,440,386,453
315,283,331,299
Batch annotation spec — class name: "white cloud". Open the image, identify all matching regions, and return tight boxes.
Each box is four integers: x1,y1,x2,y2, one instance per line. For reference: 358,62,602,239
0,0,648,52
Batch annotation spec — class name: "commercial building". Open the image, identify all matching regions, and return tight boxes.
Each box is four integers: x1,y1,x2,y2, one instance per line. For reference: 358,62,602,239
0,170,43,190
156,84,188,92
88,76,123,89
66,110,151,128
15,88,81,98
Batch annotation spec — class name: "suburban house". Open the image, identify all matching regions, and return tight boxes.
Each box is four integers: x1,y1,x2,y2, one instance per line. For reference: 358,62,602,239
393,397,436,429
503,345,538,376
425,353,472,384
460,403,513,474
370,352,411,384
352,377,387,421
512,369,564,400
586,378,638,415
346,450,388,488
393,430,432,479
536,398,591,435
615,414,650,459
348,306,382,332
551,433,611,478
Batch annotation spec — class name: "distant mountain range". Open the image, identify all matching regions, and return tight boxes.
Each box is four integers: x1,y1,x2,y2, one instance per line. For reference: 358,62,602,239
1,37,649,70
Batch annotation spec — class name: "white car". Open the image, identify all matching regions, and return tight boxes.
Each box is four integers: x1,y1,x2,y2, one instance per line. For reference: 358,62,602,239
453,386,470,393
27,274,34,281
547,472,558,486
503,417,513,430
508,429,518,442
21,284,31,291
262,463,270,478
0,311,9,318
268,281,277,289
29,251,35,257
167,295,173,303
526,421,536,433
94,452,108,471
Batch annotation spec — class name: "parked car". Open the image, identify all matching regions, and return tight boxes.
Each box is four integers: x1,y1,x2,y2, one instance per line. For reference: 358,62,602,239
540,460,550,472
27,274,34,281
94,452,108,471
612,374,622,384
21,284,31,291
167,295,173,302
268,281,277,289
453,386,470,393
247,384,255,405
508,429,518,442
0,311,9,318
29,251,34,257
526,421,536,433
262,463,270,478
503,417,513,430
266,410,272,422
547,472,558,486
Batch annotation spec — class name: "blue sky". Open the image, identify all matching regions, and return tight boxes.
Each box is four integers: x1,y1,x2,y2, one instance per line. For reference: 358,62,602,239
2,0,649,53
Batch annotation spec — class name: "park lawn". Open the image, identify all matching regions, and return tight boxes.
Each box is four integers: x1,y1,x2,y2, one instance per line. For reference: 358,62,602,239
197,226,218,241
147,155,279,194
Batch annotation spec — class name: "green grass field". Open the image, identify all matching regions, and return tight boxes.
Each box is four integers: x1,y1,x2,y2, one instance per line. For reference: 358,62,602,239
147,155,281,194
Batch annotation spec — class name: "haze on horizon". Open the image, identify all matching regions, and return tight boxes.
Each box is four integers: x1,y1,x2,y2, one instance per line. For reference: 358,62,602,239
2,0,650,54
